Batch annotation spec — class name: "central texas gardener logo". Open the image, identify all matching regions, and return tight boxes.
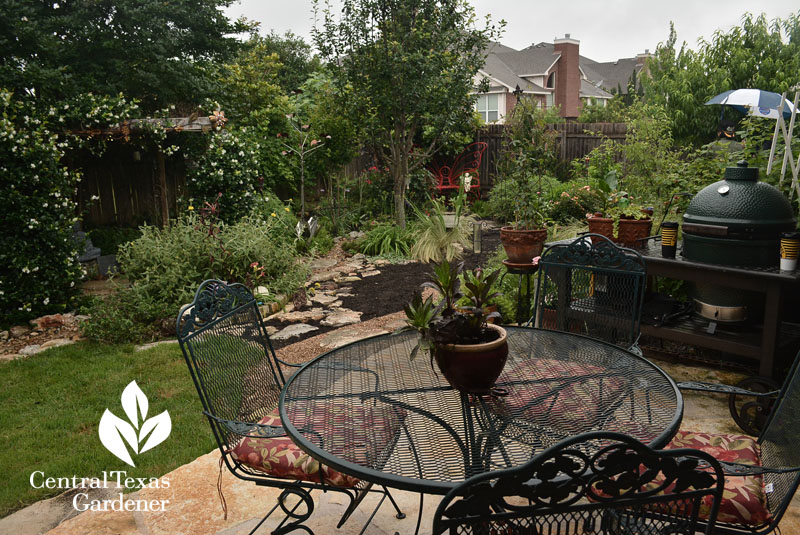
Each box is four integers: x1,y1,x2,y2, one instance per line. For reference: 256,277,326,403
99,381,172,467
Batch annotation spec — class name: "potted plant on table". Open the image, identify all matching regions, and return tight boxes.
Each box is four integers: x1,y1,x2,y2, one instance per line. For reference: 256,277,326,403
613,198,653,248
585,169,652,247
402,261,508,395
499,174,549,265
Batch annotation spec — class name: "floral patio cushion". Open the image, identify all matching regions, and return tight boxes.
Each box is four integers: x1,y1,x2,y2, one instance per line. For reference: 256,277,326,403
491,358,625,430
231,403,405,489
666,430,770,527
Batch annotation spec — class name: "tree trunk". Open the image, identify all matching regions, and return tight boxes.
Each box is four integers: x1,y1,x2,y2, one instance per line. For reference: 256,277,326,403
392,151,409,228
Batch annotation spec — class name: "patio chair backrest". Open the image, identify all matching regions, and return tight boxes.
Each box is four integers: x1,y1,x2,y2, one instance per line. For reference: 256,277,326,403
176,279,285,450
433,431,724,535
757,350,800,526
429,141,487,192
531,234,646,350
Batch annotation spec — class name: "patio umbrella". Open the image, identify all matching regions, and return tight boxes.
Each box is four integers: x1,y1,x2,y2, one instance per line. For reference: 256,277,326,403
705,88,795,119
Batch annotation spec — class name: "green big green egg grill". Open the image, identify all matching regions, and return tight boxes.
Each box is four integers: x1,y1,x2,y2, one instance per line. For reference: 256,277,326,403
682,161,796,322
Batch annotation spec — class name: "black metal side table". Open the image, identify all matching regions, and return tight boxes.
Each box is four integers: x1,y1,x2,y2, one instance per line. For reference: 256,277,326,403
499,261,538,323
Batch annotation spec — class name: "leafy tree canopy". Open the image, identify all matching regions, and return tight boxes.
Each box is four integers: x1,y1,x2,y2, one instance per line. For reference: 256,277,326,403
643,12,800,145
0,0,251,112
254,31,322,93
313,0,503,226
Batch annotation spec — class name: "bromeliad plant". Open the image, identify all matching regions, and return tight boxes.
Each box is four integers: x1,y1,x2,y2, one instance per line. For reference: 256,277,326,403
403,260,501,361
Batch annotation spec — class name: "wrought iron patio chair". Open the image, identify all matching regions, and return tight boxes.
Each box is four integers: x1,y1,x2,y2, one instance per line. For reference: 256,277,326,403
529,234,647,354
176,280,406,535
666,349,800,534
433,431,725,535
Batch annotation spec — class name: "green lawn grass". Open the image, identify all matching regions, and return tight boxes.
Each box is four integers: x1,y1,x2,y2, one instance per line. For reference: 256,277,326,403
0,341,215,518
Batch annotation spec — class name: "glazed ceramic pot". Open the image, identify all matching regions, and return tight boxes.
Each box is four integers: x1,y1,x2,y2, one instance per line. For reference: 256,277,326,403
434,324,508,395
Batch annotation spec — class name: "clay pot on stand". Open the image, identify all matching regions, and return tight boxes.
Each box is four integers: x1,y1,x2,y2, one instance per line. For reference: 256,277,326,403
434,324,508,394
616,218,652,248
500,227,548,264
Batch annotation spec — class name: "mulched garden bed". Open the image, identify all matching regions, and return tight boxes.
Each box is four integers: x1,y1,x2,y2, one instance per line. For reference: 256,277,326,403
264,225,502,350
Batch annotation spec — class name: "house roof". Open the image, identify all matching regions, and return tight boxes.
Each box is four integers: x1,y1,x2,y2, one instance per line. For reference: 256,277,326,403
479,52,550,94
580,79,613,99
495,42,560,76
584,57,644,94
480,38,645,98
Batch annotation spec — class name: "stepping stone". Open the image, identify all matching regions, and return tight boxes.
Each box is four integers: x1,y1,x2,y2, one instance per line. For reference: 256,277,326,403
334,276,361,283
275,308,326,323
310,258,338,270
273,324,319,340
320,328,389,349
311,294,339,305
309,270,341,284
320,310,362,327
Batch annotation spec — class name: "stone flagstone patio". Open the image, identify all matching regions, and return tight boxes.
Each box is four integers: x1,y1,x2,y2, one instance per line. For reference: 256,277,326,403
4,343,799,535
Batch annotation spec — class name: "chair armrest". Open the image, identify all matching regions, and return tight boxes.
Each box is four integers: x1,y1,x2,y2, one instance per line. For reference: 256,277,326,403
203,412,286,439
677,381,779,397
717,460,800,476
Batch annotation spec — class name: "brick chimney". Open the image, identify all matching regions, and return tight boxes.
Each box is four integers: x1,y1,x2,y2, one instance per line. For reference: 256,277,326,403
636,49,653,67
553,34,581,118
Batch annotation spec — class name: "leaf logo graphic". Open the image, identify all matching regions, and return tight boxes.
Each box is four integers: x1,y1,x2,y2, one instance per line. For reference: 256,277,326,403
98,381,172,467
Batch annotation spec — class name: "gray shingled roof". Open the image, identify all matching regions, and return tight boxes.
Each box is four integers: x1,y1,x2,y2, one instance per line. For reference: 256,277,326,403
584,57,644,94
580,79,613,99
495,42,560,75
480,40,643,98
480,53,549,94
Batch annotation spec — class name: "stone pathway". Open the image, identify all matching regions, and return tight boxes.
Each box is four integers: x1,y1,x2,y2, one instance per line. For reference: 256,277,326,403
265,253,407,344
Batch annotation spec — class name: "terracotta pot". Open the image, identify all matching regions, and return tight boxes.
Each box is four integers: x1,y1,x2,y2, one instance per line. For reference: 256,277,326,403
586,216,614,243
434,324,508,394
616,218,652,248
500,227,548,264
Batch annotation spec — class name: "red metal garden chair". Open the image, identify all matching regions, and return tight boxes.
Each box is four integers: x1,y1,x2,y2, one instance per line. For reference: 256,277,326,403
428,141,487,199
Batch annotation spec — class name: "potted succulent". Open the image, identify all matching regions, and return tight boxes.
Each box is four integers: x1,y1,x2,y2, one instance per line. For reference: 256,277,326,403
402,261,508,394
499,174,549,264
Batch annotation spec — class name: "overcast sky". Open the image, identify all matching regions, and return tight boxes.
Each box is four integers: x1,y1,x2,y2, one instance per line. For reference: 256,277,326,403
225,0,798,63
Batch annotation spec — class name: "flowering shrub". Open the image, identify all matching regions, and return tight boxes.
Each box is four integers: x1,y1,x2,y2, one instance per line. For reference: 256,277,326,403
0,90,83,324
83,212,307,343
185,125,265,223
546,183,602,223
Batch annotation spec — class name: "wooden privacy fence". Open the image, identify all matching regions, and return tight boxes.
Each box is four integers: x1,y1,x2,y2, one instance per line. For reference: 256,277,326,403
475,122,628,192
73,143,186,228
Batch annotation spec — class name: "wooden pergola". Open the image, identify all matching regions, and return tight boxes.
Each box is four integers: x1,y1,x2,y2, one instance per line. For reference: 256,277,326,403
71,112,226,226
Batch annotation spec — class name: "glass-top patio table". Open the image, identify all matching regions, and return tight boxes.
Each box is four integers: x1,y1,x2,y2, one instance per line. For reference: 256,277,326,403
279,327,683,496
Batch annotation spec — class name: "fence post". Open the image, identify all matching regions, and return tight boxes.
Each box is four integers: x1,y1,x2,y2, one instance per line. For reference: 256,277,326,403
156,149,169,227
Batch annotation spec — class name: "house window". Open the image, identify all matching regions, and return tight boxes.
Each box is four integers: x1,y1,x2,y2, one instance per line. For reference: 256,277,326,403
475,94,499,122
546,72,555,88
